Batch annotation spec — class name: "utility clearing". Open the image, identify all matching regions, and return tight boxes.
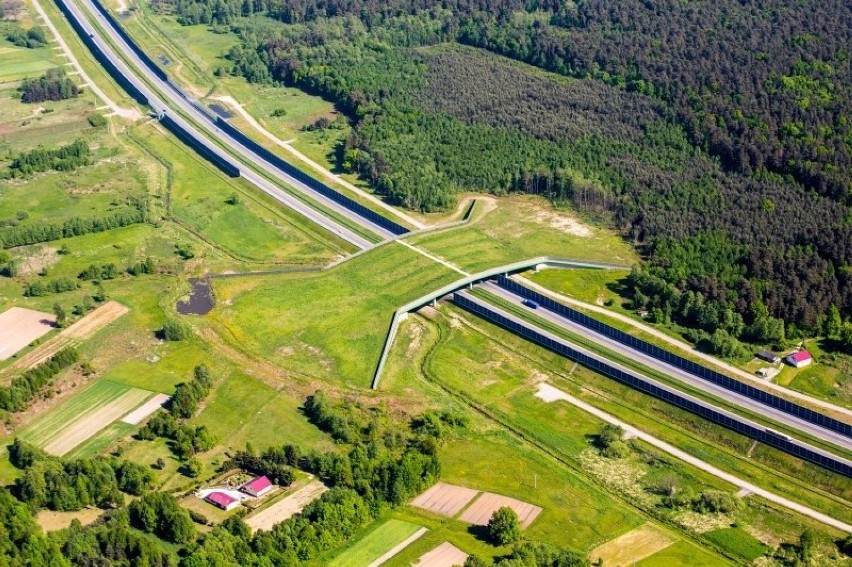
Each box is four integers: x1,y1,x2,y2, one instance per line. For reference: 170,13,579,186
0,307,55,360
246,480,328,533
11,301,129,369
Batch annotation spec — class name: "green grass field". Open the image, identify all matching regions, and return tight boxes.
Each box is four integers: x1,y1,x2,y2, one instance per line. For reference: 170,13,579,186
18,380,151,449
408,195,637,272
637,540,733,567
0,44,58,82
209,242,459,386
66,421,136,459
704,527,770,562
329,519,423,567
133,122,348,264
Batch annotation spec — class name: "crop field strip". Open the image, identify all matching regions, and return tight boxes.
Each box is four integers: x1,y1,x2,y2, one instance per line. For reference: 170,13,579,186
331,519,427,567
409,482,479,518
0,307,56,361
10,301,129,370
19,379,155,456
413,542,468,567
589,523,675,566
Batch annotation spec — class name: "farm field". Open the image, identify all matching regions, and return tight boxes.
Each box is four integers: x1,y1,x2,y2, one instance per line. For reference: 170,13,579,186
589,523,675,566
0,307,55,360
330,519,426,567
246,480,328,533
410,482,479,518
457,492,542,529
19,379,156,456
412,542,468,567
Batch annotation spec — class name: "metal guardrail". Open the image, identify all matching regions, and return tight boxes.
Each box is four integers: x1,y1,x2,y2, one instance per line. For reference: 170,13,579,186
452,293,852,478
496,276,852,438
370,258,629,388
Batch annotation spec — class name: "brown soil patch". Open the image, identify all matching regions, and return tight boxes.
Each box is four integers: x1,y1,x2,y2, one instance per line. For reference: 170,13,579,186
15,245,59,277
11,301,128,369
457,492,542,529
246,481,328,533
43,388,152,456
414,542,468,567
0,307,55,361
36,508,103,532
589,523,675,566
410,482,480,518
532,209,593,237
121,393,171,425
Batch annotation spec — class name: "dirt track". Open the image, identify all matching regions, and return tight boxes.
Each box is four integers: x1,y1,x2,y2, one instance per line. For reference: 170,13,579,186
0,307,55,361
11,301,128,369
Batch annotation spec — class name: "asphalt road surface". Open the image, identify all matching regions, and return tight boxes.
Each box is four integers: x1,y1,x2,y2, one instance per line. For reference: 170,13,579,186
458,288,852,469
63,0,382,249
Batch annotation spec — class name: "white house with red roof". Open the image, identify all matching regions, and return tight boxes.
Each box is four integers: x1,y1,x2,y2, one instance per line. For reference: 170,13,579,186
205,491,241,511
785,350,813,368
242,475,274,498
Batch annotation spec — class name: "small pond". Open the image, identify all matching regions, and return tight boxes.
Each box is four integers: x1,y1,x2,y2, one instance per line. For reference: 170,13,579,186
176,278,215,315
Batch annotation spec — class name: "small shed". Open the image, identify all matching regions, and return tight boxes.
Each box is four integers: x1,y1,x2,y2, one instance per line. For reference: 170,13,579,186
785,350,813,369
757,350,780,364
242,475,273,498
206,491,240,511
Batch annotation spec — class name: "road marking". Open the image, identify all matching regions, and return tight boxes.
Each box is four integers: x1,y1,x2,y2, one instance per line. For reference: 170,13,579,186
535,382,852,533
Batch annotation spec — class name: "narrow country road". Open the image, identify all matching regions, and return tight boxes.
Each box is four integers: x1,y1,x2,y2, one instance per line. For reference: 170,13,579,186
536,382,852,534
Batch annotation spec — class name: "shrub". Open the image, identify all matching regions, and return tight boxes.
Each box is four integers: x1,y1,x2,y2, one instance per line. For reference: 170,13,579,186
87,113,107,128
161,319,192,341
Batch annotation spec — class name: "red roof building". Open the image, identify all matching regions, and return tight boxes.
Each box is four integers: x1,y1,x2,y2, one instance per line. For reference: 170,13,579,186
242,475,273,498
785,350,813,368
206,491,240,511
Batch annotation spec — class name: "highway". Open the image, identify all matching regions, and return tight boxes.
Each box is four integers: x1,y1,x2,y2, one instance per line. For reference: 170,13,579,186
59,0,385,250
479,281,852,453
454,289,852,474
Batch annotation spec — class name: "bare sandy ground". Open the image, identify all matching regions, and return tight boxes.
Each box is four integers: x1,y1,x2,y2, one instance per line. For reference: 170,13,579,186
43,388,151,456
0,307,55,360
246,481,328,533
121,393,170,425
12,301,128,369
458,492,542,529
589,523,674,566
410,482,479,518
414,542,468,567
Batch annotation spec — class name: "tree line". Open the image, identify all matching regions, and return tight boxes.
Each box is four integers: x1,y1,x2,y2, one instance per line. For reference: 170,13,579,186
5,140,91,179
0,199,148,248
6,24,47,48
0,348,79,413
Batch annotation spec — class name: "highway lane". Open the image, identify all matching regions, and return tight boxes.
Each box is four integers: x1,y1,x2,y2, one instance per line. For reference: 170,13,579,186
479,281,852,453
61,0,379,249
455,289,852,471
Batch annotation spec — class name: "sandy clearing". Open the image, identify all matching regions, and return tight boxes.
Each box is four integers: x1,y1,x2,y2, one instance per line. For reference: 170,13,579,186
43,388,152,456
533,209,593,237
0,307,55,360
367,527,428,567
457,492,542,529
414,542,468,567
589,523,675,566
121,393,171,424
410,482,480,518
246,481,327,533
37,508,103,532
12,301,129,369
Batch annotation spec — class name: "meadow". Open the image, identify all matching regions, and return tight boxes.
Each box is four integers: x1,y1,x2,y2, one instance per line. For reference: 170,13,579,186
328,519,424,567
